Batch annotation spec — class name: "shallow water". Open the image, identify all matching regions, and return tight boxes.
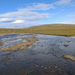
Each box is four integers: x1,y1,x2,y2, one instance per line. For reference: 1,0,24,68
0,33,75,75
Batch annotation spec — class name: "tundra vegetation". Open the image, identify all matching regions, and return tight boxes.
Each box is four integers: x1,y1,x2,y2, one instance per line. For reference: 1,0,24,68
0,36,38,51
0,24,75,36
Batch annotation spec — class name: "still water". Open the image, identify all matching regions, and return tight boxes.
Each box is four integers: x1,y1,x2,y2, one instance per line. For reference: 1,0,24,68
0,33,75,75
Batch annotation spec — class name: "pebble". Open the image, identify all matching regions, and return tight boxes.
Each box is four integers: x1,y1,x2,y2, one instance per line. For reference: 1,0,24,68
64,44,69,47
45,67,47,69
41,66,43,68
67,41,71,43
55,65,58,68
58,68,61,71
50,63,52,64
65,62,67,64
42,52,48,54
36,65,38,67
8,60,10,63
49,67,51,69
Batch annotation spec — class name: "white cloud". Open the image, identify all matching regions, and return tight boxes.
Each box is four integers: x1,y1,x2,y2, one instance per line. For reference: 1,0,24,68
12,20,25,23
0,11,39,18
0,21,41,28
0,18,15,22
66,20,75,24
0,3,54,18
67,15,75,17
53,0,72,5
0,0,72,18
61,19,75,24
0,5,49,24
0,0,74,28
19,3,54,11
23,13,49,21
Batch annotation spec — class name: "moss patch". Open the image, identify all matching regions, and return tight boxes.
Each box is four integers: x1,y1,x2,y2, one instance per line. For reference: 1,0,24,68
1,36,38,51
0,41,4,46
62,55,75,61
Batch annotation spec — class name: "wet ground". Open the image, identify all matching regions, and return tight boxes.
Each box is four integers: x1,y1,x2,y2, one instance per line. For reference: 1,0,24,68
0,33,75,75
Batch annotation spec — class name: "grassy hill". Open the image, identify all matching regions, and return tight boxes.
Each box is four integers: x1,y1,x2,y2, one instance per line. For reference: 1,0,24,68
0,24,75,36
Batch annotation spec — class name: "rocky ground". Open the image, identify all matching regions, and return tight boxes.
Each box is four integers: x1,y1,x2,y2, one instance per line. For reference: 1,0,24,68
0,33,75,75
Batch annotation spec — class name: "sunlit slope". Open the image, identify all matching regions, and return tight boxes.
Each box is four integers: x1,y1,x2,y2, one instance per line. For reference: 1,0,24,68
25,24,75,36
0,24,75,36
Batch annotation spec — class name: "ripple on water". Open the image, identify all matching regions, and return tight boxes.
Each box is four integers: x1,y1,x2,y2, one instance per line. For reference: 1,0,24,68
0,33,75,75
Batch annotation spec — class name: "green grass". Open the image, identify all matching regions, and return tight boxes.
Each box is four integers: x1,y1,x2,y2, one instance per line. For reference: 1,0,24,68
0,24,75,36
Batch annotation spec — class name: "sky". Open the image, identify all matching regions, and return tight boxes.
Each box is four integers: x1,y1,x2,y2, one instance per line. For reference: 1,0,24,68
0,0,75,28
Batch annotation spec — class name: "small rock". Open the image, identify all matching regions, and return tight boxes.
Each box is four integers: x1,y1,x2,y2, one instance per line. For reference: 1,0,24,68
67,41,71,43
58,68,61,71
42,52,48,54
41,66,43,68
65,62,67,64
64,44,69,47
45,67,47,69
0,41,4,46
55,65,58,68
36,65,38,67
50,65,52,67
49,67,51,69
34,62,37,64
50,63,52,64
8,60,10,63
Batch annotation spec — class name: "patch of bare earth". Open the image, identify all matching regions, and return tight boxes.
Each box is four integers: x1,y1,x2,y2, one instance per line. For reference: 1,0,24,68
62,55,75,61
1,36,38,51
26,38,38,42
0,41,4,46
0,33,7,35
64,44,69,47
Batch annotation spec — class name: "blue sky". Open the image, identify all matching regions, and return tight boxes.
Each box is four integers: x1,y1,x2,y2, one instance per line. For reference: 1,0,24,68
0,0,75,28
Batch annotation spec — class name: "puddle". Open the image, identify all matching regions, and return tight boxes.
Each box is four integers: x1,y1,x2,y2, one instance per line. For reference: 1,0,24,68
0,33,75,75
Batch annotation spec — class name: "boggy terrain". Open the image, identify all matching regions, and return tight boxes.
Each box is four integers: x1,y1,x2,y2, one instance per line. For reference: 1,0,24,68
0,36,38,51
0,33,75,75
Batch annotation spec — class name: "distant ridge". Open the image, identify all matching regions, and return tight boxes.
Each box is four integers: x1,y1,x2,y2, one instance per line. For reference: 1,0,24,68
0,23,75,36
29,23,75,28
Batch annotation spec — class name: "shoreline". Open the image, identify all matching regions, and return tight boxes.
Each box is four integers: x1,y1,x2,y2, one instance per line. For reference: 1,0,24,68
0,33,75,37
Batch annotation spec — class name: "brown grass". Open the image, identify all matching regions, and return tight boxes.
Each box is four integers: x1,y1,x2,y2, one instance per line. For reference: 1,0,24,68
0,36,38,51
0,24,75,36
62,55,75,61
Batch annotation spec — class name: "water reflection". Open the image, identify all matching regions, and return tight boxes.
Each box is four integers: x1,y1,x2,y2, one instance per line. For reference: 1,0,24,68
0,33,75,75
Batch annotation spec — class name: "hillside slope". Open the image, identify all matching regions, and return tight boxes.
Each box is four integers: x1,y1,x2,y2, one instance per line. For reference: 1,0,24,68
0,24,75,36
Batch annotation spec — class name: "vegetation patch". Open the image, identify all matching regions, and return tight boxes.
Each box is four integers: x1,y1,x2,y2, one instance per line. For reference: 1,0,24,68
64,44,69,47
0,41,4,46
0,24,75,36
62,55,75,61
0,36,38,51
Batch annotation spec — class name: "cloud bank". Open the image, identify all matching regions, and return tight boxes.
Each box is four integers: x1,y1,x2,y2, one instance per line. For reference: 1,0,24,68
67,15,75,17
0,0,74,28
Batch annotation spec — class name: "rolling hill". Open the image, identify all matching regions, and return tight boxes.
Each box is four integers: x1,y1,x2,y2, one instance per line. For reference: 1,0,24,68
0,24,75,36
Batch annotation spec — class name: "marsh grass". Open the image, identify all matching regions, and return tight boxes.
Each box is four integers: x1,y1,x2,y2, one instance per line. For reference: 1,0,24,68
0,24,75,36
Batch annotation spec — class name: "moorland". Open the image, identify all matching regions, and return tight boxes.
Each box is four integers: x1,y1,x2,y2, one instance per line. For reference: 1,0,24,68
0,24,75,36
